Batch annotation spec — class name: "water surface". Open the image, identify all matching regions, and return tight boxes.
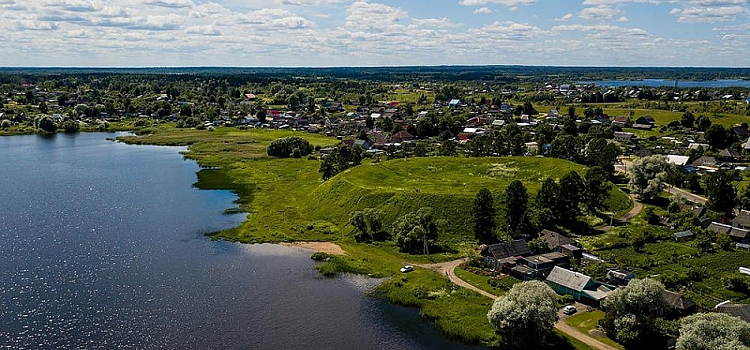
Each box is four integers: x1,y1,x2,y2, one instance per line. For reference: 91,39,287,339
0,133,481,350
577,79,750,88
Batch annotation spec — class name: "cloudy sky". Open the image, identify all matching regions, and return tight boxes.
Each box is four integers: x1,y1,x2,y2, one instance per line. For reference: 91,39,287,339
1,0,748,67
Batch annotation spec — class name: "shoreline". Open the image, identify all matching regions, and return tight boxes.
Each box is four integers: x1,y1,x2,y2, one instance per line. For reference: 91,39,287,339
280,241,346,255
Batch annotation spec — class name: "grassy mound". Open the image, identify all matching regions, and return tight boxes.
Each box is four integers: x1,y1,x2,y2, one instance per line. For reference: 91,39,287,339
310,157,630,244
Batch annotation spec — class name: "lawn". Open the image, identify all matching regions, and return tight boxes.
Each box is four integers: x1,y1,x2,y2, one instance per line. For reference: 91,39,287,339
566,311,624,350
454,267,522,296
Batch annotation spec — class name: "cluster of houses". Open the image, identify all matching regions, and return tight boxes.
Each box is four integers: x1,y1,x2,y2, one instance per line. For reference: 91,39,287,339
478,228,750,321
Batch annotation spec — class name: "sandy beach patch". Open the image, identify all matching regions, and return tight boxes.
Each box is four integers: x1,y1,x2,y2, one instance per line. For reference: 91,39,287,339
281,242,346,255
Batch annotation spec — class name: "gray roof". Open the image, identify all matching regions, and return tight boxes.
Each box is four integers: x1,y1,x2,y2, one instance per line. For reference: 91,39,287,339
541,229,576,249
485,239,532,260
546,266,591,292
733,210,750,228
662,290,696,310
674,230,694,238
707,222,733,235
716,304,750,322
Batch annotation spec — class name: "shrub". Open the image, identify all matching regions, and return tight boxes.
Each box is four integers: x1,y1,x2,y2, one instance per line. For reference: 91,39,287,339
310,252,334,261
267,136,313,158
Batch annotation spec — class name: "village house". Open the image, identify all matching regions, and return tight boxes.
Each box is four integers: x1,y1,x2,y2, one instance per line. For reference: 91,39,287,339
539,229,582,259
613,131,635,143
545,266,615,307
481,240,532,270
662,290,697,317
707,222,750,243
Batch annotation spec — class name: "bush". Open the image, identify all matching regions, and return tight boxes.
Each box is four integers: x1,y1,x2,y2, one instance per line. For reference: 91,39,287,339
61,119,80,133
267,136,313,158
310,252,334,261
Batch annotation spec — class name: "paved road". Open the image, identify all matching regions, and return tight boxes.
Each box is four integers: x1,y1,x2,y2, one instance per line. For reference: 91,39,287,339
418,260,619,350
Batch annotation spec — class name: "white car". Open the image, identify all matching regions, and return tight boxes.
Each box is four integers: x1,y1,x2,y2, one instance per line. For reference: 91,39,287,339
400,265,414,273
562,305,577,315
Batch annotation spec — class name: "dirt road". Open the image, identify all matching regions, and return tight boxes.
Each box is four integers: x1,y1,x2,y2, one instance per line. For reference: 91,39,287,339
418,260,619,350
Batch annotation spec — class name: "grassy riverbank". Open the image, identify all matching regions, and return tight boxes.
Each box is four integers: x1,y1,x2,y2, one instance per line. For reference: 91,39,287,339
118,126,629,348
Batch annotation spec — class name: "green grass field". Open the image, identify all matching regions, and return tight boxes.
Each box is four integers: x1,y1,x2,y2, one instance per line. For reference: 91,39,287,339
566,311,624,350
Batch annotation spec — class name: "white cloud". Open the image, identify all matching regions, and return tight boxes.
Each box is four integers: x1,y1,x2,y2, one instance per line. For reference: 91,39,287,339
459,0,537,7
669,5,747,22
474,7,493,13
555,13,574,21
578,6,622,19
143,0,194,9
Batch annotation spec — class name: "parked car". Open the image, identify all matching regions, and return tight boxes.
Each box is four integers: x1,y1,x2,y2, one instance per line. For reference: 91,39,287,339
562,305,577,315
400,265,414,273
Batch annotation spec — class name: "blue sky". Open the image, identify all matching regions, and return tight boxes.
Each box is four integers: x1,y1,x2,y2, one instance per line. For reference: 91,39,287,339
0,0,748,67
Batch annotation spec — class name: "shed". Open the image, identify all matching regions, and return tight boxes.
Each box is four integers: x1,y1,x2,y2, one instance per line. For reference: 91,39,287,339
674,230,694,242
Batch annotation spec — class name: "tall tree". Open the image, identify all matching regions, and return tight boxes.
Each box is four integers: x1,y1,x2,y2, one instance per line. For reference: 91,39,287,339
487,281,558,348
473,188,497,244
557,171,584,224
584,166,611,211
705,124,729,149
505,180,533,238
681,111,695,128
536,177,559,229
704,170,737,217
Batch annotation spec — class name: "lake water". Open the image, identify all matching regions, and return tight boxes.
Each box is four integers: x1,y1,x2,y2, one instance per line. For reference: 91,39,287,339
577,79,750,88
0,133,481,350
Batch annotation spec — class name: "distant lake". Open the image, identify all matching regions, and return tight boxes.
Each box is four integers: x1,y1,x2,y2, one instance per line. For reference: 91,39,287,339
0,133,482,350
577,79,750,88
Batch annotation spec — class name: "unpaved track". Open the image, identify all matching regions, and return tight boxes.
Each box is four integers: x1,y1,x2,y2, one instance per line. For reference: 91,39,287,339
418,259,618,350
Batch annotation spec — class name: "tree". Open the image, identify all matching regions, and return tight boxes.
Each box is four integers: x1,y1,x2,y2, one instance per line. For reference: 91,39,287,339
550,134,581,162
587,138,620,176
567,106,576,118
61,119,80,133
473,188,497,244
696,115,712,132
527,237,550,254
600,278,668,348
739,185,750,210
536,177,559,229
676,313,750,350
681,111,695,128
349,208,386,243
267,136,313,158
319,144,362,180
392,208,438,254
558,171,584,224
704,170,737,217
35,115,56,133
505,180,533,238
487,280,558,348
584,166,611,211
439,139,457,156
705,124,729,149
628,155,669,201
